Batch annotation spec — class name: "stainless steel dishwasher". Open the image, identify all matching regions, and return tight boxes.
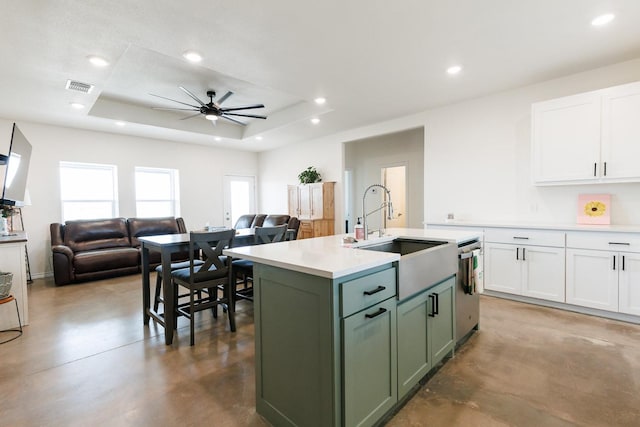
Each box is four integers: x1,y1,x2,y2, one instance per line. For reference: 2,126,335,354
456,239,482,345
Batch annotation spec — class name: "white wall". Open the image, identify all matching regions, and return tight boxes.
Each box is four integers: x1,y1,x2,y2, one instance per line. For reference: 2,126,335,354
0,119,257,279
258,57,640,230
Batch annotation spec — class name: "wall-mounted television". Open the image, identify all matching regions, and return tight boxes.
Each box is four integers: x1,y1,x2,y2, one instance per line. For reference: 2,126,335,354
0,123,32,207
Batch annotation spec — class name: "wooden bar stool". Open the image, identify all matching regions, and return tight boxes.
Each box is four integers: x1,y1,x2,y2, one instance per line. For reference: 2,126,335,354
0,295,23,344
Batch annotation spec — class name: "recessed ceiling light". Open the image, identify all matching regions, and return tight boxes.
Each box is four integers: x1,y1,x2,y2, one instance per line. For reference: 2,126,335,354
205,114,218,121
311,118,320,125
183,51,203,62
314,97,326,105
214,137,222,141
256,136,263,141
70,102,85,109
447,65,462,75
114,121,126,127
88,55,109,67
591,13,615,27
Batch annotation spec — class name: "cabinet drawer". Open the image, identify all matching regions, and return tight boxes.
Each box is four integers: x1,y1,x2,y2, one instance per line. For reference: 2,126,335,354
484,228,565,247
341,268,396,317
566,232,640,252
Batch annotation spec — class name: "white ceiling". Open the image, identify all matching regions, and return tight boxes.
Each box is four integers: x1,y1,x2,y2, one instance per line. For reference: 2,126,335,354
1,1,640,152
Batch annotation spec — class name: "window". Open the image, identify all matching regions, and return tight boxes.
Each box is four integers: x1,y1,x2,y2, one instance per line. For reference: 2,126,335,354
59,162,118,221
135,167,180,218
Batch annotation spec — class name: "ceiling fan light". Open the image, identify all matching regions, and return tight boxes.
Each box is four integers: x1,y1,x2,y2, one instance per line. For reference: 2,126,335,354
205,114,218,121
314,97,326,105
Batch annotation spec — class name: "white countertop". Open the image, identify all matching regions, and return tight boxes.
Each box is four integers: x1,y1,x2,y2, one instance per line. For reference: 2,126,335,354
427,221,640,233
223,227,481,279
0,231,27,243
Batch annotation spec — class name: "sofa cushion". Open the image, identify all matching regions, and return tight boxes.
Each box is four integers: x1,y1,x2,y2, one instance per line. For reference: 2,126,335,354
64,218,131,252
73,247,139,274
263,214,291,227
128,217,181,248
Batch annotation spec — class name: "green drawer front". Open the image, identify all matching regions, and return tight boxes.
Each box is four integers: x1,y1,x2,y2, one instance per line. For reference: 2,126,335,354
341,267,396,317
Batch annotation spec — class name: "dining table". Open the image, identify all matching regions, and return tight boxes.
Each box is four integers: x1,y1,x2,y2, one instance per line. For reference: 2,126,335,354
139,227,277,345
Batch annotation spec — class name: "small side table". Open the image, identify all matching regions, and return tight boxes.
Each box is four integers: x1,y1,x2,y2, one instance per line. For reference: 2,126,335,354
0,295,23,344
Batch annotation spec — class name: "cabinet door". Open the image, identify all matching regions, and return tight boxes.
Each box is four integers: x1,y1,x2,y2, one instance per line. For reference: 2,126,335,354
531,92,601,184
298,185,312,219
309,183,324,220
619,252,640,316
601,82,640,181
287,185,300,217
343,298,397,427
484,243,522,294
521,246,565,302
429,277,456,366
397,291,430,399
566,249,618,311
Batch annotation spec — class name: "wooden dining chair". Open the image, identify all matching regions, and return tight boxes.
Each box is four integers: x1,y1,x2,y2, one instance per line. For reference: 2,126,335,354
171,229,236,346
232,224,287,307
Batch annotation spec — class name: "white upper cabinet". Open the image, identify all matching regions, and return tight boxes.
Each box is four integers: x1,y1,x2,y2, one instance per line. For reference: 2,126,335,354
532,81,640,185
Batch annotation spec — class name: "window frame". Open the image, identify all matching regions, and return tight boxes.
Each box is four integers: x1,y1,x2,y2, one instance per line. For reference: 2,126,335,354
134,166,180,218
59,161,119,221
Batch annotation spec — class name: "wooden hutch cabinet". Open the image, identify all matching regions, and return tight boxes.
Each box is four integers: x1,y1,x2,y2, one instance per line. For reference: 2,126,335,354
288,182,335,239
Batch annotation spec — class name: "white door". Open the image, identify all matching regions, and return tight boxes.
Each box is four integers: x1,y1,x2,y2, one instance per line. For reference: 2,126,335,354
619,252,640,316
484,243,521,295
566,249,618,311
521,246,565,302
382,165,406,228
223,175,256,229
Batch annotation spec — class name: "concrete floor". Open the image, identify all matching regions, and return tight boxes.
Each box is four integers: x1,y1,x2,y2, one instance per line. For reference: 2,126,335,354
1,275,639,426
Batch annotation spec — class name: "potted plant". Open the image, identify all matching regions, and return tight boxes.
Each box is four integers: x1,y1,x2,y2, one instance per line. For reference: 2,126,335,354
298,166,322,184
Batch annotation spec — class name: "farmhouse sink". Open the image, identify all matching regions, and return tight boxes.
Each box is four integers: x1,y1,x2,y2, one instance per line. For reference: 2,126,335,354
358,238,457,300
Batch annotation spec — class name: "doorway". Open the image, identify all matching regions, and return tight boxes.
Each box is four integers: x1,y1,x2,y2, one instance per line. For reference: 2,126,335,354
381,165,407,228
223,175,256,228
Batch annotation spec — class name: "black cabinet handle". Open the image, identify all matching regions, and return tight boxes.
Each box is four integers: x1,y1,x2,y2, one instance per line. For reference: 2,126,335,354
594,162,597,177
513,236,529,240
613,255,616,271
623,255,626,271
609,242,630,246
363,285,386,296
428,295,435,317
522,247,526,261
365,307,387,319
516,247,519,260
433,292,439,316
604,161,607,176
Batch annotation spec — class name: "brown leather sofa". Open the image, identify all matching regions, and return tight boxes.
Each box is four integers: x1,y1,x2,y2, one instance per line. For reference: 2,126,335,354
233,214,291,229
50,217,187,285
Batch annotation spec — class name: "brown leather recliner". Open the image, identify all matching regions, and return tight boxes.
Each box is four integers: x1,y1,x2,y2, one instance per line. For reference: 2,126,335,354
262,214,290,227
50,217,187,286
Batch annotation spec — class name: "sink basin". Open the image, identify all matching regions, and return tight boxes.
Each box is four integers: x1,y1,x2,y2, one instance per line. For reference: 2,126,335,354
358,238,457,300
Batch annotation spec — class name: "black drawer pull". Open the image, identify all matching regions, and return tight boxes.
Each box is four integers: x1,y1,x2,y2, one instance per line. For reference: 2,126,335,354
513,236,529,240
609,242,630,246
363,285,386,296
365,307,387,319
428,295,435,317
433,292,439,316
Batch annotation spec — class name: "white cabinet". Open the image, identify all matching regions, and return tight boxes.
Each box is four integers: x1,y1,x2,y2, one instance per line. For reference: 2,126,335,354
484,228,565,302
566,232,640,315
532,81,640,185
0,238,28,329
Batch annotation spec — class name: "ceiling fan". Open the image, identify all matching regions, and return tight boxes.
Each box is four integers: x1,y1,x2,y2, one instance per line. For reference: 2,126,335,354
150,86,267,126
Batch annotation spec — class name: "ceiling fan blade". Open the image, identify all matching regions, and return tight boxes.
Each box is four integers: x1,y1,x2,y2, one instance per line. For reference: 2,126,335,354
150,93,200,109
179,112,203,120
216,91,233,105
224,112,267,119
179,86,206,107
152,107,199,111
219,104,265,112
220,115,247,126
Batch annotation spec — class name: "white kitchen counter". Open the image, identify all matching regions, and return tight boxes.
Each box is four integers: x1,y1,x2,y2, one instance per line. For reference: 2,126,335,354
223,227,482,279
427,220,640,233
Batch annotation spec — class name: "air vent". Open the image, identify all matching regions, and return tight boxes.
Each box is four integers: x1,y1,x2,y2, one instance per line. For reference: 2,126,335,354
65,80,94,93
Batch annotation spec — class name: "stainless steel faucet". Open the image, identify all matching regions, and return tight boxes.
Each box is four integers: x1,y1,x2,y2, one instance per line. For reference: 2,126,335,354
362,184,394,240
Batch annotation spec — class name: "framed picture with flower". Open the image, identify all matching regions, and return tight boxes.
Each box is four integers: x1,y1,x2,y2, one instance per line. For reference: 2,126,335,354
577,194,611,225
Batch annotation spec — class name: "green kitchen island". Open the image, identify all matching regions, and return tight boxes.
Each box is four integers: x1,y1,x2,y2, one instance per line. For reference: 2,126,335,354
224,228,480,427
